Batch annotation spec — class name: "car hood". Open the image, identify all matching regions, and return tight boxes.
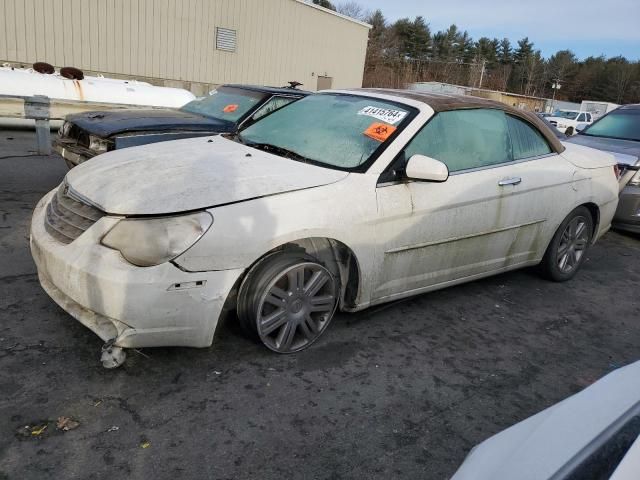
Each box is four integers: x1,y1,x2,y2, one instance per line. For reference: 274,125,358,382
65,135,349,215
566,134,640,166
66,109,234,137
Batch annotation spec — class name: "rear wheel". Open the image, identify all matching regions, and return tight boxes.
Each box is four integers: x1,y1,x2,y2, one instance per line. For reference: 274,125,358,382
237,252,339,353
539,206,593,281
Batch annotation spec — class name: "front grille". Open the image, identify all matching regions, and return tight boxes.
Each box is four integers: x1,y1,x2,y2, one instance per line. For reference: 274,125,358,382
64,123,90,147
69,123,89,147
550,120,558,126
44,184,105,244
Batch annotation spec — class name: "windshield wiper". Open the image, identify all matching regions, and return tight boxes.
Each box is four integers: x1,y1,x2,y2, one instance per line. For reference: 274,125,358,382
245,142,313,164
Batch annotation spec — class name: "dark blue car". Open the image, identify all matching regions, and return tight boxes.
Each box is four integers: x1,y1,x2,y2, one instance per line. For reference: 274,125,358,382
54,84,309,168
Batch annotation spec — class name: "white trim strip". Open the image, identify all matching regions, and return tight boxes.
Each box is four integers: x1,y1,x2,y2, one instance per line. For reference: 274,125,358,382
385,219,546,254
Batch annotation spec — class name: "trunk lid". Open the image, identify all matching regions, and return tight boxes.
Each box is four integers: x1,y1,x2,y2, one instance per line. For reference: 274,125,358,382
566,134,640,166
560,142,617,169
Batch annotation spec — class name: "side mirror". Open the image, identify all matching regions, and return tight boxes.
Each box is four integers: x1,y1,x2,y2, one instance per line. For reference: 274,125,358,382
405,154,449,182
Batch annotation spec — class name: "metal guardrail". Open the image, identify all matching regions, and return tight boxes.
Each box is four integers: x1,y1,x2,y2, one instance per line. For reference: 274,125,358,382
0,94,158,155
0,94,53,154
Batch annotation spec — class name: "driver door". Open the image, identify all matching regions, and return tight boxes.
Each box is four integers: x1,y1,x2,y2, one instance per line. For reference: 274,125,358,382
372,109,541,301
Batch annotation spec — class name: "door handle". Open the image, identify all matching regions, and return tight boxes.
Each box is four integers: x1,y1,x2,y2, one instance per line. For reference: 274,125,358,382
498,177,521,186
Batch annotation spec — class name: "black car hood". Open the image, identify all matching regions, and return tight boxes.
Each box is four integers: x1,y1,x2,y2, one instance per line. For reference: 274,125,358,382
66,109,235,137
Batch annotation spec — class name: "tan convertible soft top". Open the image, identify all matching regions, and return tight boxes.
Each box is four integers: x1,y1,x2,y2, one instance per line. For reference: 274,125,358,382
353,88,565,154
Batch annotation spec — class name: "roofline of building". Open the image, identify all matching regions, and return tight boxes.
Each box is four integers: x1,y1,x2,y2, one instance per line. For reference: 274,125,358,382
293,0,372,29
412,81,550,102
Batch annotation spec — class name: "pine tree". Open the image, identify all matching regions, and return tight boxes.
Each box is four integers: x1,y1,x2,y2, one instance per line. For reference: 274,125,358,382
312,0,336,11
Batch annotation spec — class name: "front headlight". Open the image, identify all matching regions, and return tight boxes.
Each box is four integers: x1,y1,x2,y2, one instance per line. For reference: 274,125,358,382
101,212,213,267
59,121,72,137
89,135,112,154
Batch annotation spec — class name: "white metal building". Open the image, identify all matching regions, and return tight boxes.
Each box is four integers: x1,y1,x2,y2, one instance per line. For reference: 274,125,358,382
0,0,371,94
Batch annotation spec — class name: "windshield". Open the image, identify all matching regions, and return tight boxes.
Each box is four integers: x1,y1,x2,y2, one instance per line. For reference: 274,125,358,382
181,87,267,123
552,110,579,120
238,94,413,170
582,109,640,142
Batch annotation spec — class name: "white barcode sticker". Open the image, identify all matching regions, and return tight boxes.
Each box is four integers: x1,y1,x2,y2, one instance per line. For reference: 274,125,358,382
358,106,407,125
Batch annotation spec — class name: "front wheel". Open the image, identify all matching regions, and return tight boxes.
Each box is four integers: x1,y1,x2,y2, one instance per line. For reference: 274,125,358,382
539,206,593,281
237,252,339,353
565,126,575,136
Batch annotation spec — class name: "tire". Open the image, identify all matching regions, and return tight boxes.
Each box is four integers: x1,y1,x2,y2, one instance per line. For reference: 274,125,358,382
539,206,593,282
565,126,574,136
237,251,339,353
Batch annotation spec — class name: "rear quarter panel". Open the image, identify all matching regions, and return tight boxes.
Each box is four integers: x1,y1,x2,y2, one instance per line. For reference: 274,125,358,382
560,143,619,239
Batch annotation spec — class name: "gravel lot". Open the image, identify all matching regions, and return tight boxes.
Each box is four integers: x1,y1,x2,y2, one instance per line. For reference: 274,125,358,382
1,129,639,479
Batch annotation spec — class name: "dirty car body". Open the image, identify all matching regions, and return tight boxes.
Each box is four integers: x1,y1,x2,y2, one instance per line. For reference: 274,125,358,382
53,84,308,168
31,89,620,366
566,104,640,234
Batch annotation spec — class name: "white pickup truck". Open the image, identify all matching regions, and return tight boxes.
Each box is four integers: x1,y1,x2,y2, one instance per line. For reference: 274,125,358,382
547,109,594,135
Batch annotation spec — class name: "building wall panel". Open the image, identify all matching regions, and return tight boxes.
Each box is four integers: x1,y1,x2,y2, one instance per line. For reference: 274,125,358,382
1,0,369,92
42,0,55,62
0,0,6,60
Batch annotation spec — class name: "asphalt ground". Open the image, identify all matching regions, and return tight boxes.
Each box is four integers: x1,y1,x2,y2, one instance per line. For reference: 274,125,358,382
1,129,639,479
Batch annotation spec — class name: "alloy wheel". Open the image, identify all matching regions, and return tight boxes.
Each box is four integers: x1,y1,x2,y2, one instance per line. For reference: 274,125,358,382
256,262,337,353
556,215,589,273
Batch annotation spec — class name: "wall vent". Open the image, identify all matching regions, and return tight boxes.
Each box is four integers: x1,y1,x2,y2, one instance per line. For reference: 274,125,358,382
216,27,237,52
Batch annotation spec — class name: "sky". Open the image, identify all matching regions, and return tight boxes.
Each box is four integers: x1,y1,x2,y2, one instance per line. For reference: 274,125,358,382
355,0,640,60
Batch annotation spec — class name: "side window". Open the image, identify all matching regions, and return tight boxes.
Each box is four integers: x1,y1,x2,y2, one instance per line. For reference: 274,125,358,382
586,113,592,122
577,113,586,122
404,109,511,172
252,96,296,121
506,115,552,160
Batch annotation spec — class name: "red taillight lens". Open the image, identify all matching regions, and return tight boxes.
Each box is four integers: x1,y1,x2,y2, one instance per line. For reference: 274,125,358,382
614,164,621,179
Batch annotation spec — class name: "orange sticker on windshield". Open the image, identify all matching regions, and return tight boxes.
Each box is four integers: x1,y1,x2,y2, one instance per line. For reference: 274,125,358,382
363,122,396,142
223,104,238,113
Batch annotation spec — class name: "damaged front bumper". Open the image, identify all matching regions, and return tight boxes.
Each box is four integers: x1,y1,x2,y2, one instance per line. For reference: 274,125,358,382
52,137,96,167
30,189,243,350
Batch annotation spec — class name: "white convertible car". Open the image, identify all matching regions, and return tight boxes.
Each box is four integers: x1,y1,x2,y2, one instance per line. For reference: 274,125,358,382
30,89,619,367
